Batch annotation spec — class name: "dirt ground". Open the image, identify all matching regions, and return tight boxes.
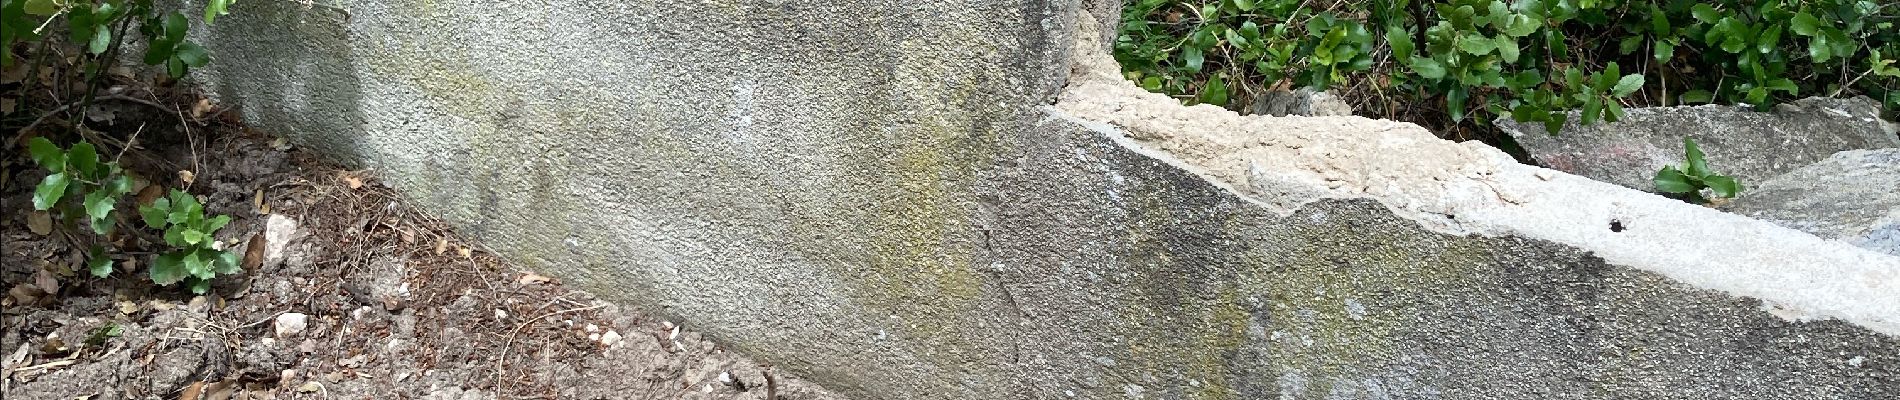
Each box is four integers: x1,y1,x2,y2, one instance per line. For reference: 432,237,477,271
2,88,847,399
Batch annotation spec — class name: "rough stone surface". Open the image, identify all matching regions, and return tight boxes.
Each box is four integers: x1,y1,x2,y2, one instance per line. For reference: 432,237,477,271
1727,149,1900,256
192,1,1900,399
1499,96,1900,192
1247,88,1354,117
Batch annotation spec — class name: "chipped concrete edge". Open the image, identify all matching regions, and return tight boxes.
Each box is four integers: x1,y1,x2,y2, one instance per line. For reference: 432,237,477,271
1051,10,1900,336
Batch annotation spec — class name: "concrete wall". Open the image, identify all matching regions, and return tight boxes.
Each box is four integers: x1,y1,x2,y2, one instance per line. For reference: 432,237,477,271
194,1,1899,398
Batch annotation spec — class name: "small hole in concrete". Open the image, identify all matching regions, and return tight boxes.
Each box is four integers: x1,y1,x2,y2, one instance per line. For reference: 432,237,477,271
1609,220,1626,232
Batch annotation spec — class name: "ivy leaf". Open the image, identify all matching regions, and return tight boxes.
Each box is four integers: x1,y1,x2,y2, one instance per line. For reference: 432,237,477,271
88,247,114,278
23,0,58,15
1766,78,1798,93
1496,35,1520,63
140,197,172,228
174,42,209,67
214,250,241,274
1198,75,1229,107
1410,57,1447,79
1649,4,1670,34
34,173,70,211
1232,0,1256,12
1503,14,1539,37
1447,86,1468,122
1653,166,1696,193
151,252,187,285
163,12,189,43
1703,175,1742,198
83,190,115,222
68,142,99,177
1458,34,1497,55
89,29,112,55
1611,74,1645,97
27,137,65,171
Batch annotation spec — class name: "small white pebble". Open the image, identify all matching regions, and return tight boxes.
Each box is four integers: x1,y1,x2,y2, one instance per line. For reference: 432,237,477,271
668,325,680,340
600,331,623,347
1849,356,1866,367
700,384,713,393
662,320,675,329
494,309,507,319
717,371,732,383
587,333,600,341
584,324,598,333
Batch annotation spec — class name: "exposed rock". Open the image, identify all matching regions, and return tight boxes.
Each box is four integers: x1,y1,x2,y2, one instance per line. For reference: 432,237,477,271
275,313,308,338
1726,149,1900,256
1247,88,1354,117
1499,96,1900,192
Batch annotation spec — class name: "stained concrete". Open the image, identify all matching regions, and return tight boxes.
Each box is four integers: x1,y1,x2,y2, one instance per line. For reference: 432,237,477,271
1728,149,1900,256
191,1,1899,398
1498,97,1900,192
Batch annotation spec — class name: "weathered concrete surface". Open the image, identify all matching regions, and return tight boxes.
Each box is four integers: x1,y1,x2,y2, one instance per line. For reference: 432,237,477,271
191,1,1900,398
1498,97,1900,192
1728,149,1900,256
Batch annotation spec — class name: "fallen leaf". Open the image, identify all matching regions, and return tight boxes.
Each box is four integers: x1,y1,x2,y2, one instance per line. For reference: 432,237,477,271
0,98,14,114
179,381,206,400
190,98,215,120
456,246,471,258
433,238,447,255
344,176,363,189
242,235,266,270
118,301,139,315
179,170,196,185
398,227,415,244
7,284,46,305
253,190,267,215
269,137,292,151
204,379,238,400
295,382,321,393
136,183,165,207
517,273,552,285
28,211,52,235
34,269,59,297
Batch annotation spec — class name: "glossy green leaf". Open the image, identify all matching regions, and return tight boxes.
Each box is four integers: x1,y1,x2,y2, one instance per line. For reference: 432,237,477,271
1757,24,1783,54
1649,4,1670,34
88,247,114,278
1183,46,1204,73
214,250,240,274
27,137,65,171
1683,138,1709,177
89,29,111,55
68,142,98,177
1791,12,1821,36
34,173,70,211
1653,166,1696,193
1691,4,1721,23
181,229,205,245
1605,100,1626,122
1447,87,1468,122
23,0,58,15
1497,35,1520,63
141,198,172,228
151,252,187,285
164,12,188,43
1582,95,1602,125
1386,26,1414,58
1411,56,1447,79
174,42,208,67
1703,175,1742,198
1504,14,1539,37
1679,90,1715,104
83,190,115,221
1611,74,1645,96
1653,39,1675,61
1233,0,1255,12
1458,34,1497,55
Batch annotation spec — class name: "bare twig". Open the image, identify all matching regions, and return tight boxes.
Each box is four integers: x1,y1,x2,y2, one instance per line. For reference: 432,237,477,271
492,304,605,396
10,94,173,146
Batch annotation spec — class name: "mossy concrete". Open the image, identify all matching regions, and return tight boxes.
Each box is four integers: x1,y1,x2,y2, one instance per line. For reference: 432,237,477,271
190,0,1897,398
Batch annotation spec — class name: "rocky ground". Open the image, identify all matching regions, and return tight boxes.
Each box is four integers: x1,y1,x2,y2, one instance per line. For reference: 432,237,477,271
2,91,845,399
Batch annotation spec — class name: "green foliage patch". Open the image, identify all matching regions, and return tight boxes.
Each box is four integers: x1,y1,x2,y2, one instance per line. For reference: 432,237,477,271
1116,0,1900,135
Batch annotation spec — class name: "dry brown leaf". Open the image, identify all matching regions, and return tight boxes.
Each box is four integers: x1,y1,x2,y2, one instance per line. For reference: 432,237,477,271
118,301,139,315
34,269,59,297
344,176,363,189
399,227,415,244
517,273,553,285
434,238,448,255
179,170,196,185
0,98,15,115
190,98,215,120
27,211,52,235
456,246,471,258
179,381,206,400
242,235,266,270
7,284,46,305
136,183,165,207
205,379,238,400
253,190,267,215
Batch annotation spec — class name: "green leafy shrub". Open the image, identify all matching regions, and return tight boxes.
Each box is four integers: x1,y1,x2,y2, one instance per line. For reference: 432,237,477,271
1115,0,1900,137
1653,137,1742,203
138,190,240,294
8,0,240,293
